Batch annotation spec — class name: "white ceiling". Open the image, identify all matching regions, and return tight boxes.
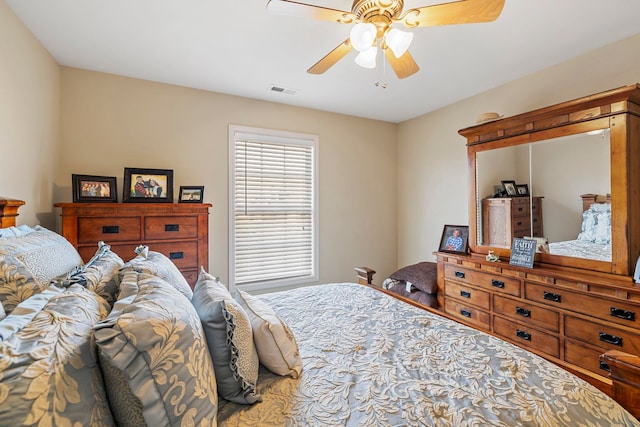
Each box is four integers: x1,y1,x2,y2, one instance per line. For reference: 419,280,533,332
7,0,640,123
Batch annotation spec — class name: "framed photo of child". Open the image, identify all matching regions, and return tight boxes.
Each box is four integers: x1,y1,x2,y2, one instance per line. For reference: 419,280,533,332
438,225,469,254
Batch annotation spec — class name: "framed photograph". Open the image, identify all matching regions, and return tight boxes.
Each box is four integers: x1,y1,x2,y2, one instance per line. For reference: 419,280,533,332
122,167,173,203
501,180,518,197
516,183,530,197
178,186,204,203
438,225,469,254
72,174,117,203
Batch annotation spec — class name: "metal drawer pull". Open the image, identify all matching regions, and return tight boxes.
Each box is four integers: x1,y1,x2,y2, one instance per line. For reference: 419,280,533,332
454,271,465,279
102,225,120,234
515,307,531,317
460,290,471,298
610,307,635,321
491,279,504,289
599,361,611,372
516,329,531,341
169,252,184,260
460,310,471,318
165,224,180,232
543,291,561,303
599,332,623,347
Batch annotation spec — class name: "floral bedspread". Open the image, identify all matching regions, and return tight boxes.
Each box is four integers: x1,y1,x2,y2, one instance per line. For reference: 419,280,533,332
218,283,638,427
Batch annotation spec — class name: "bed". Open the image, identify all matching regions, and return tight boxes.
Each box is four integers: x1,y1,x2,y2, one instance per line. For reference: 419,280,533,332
547,194,612,262
1,198,639,426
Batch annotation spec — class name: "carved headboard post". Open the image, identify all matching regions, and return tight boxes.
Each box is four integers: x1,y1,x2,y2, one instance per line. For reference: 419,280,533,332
0,198,26,228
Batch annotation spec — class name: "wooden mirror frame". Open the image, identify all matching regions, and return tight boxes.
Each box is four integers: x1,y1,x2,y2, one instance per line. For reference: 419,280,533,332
459,84,640,276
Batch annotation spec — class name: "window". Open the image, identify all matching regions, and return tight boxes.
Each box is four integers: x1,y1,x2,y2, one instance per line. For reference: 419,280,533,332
229,125,318,292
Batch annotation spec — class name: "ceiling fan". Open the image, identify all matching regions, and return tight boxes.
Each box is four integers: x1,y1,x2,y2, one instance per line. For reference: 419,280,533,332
266,0,505,79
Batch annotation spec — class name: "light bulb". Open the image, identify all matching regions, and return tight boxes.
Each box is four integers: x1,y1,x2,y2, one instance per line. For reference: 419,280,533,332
350,23,376,52
355,46,377,69
385,28,413,58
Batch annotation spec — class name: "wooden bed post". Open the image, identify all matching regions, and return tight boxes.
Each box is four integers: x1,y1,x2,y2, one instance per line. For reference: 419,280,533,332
354,266,376,285
0,198,25,228
601,351,640,419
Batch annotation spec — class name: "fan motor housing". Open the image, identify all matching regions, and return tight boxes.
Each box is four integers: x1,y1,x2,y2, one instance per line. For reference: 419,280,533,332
351,0,404,22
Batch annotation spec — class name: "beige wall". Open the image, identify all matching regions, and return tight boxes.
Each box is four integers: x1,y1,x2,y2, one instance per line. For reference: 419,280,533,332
0,0,60,227
397,32,640,267
59,68,398,286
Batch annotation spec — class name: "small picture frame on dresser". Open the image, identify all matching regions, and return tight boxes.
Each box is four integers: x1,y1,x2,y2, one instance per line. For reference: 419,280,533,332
123,167,173,203
438,225,469,254
178,186,204,203
516,184,530,197
72,174,118,203
501,180,518,197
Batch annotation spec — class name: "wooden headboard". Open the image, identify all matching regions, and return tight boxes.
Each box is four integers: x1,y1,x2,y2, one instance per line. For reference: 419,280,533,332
0,198,25,228
580,193,611,212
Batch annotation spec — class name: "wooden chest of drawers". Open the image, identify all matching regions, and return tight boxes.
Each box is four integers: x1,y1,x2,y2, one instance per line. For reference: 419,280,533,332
55,203,211,287
436,251,640,395
481,197,543,247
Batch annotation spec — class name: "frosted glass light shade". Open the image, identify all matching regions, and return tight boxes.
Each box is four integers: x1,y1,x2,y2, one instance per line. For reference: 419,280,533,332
385,28,413,58
350,23,376,52
355,46,377,69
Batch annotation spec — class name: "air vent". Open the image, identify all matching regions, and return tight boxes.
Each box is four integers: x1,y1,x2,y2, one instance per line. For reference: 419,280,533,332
269,84,297,95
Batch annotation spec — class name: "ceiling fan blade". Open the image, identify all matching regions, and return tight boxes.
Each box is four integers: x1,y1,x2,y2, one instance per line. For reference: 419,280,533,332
307,39,353,75
398,0,505,28
384,48,419,79
267,0,356,24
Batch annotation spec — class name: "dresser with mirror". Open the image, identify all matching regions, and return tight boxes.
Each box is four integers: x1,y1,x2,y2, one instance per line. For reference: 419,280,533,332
435,84,640,415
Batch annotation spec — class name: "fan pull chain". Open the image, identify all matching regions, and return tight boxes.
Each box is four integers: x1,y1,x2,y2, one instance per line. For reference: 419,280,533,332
374,45,388,89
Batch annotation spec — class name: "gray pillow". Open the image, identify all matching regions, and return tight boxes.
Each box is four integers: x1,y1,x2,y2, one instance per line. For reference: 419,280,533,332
52,241,124,305
94,271,218,426
0,284,114,426
192,270,261,404
0,226,83,314
120,245,193,300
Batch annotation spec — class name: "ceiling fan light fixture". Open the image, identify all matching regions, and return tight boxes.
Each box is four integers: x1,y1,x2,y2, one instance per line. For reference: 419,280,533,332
385,28,413,58
350,22,377,52
355,46,377,69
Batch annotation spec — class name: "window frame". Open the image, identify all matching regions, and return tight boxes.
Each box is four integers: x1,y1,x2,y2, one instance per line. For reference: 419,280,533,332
228,124,319,293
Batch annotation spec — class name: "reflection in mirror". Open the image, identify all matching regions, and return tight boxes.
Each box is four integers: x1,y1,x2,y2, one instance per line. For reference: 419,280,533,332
476,144,531,247
476,130,611,262
531,130,611,261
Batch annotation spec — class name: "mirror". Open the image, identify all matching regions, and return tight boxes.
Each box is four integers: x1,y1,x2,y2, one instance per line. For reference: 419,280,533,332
476,130,611,262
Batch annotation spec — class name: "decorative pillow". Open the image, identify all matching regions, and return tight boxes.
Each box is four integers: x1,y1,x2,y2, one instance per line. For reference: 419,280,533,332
191,269,261,404
52,241,124,305
94,271,217,426
0,226,83,314
236,289,303,378
0,284,114,426
0,225,36,238
577,203,611,244
387,262,438,294
0,300,5,321
120,245,193,300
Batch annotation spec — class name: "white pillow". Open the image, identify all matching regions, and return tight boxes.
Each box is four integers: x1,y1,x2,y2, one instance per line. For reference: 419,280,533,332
0,225,36,238
236,290,302,378
0,300,5,321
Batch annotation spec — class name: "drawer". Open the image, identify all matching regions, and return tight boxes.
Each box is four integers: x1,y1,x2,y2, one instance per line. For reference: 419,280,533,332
493,295,559,332
512,218,531,233
525,282,640,327
564,316,640,354
444,298,490,330
78,217,141,243
144,216,198,240
565,339,612,376
444,281,490,310
493,316,560,358
511,200,530,217
444,264,520,297
151,241,198,270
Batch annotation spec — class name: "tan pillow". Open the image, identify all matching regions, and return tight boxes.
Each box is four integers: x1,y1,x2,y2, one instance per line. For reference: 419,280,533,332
236,290,302,378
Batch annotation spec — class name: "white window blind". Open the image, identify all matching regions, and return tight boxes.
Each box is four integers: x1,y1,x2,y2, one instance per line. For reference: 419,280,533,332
229,126,317,290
